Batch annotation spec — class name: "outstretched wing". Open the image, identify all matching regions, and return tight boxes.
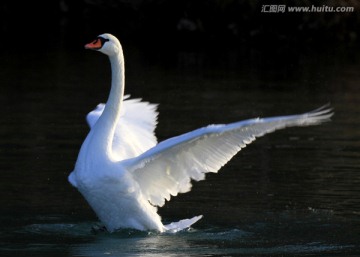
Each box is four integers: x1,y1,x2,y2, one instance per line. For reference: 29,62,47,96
122,106,333,207
87,95,158,160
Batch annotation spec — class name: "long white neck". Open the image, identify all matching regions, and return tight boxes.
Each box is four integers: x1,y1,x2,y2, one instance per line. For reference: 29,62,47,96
92,51,125,158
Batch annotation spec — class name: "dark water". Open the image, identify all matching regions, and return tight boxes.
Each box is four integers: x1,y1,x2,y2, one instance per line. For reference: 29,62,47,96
0,45,359,256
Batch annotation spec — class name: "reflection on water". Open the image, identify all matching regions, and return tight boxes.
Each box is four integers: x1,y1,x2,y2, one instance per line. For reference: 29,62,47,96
0,45,359,256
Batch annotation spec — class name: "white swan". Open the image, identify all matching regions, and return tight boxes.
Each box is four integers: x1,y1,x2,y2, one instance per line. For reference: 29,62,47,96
68,33,333,233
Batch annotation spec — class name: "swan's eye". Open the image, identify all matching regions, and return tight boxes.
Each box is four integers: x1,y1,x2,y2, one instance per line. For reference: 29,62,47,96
98,37,109,45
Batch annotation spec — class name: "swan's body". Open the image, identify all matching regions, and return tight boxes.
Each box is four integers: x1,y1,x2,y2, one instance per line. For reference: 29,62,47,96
69,33,333,233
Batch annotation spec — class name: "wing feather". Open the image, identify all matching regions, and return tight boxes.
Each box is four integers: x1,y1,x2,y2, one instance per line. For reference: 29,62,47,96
123,106,333,207
87,95,158,160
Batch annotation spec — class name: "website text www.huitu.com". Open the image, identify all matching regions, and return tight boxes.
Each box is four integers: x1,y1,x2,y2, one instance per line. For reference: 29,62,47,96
261,5,354,13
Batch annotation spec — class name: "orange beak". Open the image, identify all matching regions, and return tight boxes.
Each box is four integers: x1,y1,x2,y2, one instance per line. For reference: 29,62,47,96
85,38,102,50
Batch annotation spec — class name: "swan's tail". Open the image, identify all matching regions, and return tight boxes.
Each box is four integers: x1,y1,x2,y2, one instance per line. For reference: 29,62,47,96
164,215,203,233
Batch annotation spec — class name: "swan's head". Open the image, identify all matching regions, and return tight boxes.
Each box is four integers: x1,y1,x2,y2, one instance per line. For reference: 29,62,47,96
85,33,122,56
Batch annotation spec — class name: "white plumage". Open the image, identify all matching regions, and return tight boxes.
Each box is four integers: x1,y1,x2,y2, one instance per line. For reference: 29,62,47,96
86,96,158,160
69,33,333,233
